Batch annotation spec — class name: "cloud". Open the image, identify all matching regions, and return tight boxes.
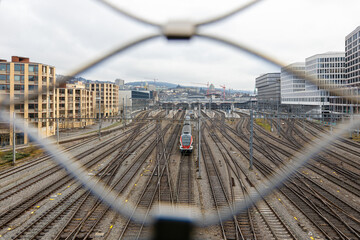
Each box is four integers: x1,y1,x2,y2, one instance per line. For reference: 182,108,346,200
0,0,359,91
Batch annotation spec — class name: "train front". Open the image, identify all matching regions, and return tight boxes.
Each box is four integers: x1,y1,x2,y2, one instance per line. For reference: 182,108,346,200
180,133,193,155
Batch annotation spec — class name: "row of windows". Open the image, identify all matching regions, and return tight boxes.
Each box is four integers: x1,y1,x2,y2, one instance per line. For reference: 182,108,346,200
318,57,345,63
346,58,360,69
346,62,360,73
347,71,360,78
346,31,359,44
317,69,344,74
0,84,40,91
346,39,359,50
0,74,54,82
347,77,360,83
282,97,328,102
0,63,54,74
315,74,345,79
346,51,359,61
312,63,345,68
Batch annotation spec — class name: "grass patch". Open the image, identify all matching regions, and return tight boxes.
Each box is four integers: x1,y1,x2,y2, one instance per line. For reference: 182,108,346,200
81,121,123,135
255,118,272,132
0,145,42,166
350,133,360,142
101,121,122,131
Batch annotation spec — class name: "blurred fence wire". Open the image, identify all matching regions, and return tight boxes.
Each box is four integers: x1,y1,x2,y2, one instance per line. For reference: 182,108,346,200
1,0,359,228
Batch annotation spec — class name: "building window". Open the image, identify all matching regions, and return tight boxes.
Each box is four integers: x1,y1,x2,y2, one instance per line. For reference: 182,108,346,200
14,64,24,73
29,65,38,73
0,84,10,90
28,85,38,91
14,75,24,82
14,85,25,91
0,63,6,71
0,75,9,81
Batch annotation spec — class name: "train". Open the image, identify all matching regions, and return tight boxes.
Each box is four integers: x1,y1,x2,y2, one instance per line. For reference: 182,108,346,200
180,116,193,155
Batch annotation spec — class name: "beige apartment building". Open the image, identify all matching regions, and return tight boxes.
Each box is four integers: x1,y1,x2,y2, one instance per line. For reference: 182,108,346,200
55,82,96,128
85,82,119,118
0,56,56,146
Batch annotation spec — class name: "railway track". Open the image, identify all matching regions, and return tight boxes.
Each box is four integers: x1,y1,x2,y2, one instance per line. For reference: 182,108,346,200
0,111,156,238
119,120,180,239
0,124,154,203
176,154,193,205
0,110,150,181
53,122,163,240
230,113,360,239
274,120,360,197
204,114,295,239
201,132,240,240
234,114,360,198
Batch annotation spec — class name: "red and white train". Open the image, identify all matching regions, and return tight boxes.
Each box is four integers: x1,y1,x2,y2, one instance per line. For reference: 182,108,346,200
180,117,193,155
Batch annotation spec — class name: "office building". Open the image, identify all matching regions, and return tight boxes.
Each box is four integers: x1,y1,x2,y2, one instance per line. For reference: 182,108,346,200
119,90,153,115
280,52,345,118
0,56,56,146
255,73,281,107
341,26,360,115
56,82,96,128
115,78,125,90
86,82,119,118
346,26,360,87
281,62,306,105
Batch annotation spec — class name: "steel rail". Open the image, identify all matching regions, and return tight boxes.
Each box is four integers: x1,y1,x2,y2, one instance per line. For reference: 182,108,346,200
205,113,296,240
201,130,242,240
235,114,360,238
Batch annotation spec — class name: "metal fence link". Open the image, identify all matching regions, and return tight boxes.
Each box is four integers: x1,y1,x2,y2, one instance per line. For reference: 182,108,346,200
1,0,359,228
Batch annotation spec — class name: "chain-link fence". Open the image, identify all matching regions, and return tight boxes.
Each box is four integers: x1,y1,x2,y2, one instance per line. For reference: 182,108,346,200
1,0,359,230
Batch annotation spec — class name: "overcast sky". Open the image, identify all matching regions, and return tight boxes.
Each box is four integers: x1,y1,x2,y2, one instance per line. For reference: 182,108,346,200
1,0,359,91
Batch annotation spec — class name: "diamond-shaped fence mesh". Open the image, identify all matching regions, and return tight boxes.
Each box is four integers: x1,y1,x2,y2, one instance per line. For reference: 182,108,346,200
0,0,359,228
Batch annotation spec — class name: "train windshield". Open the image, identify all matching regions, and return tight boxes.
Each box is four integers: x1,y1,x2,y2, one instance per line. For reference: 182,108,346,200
181,135,192,146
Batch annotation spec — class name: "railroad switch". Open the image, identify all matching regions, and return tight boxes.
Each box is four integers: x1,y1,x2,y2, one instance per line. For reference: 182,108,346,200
152,215,193,240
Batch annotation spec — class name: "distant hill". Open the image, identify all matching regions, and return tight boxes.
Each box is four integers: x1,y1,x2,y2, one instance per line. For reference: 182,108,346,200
125,81,178,88
56,76,252,93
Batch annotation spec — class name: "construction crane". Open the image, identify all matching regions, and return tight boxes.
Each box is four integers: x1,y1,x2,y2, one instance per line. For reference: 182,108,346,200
220,84,226,101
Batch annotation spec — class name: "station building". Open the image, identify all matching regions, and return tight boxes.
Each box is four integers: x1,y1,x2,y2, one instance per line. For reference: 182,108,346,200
0,56,56,146
119,90,154,116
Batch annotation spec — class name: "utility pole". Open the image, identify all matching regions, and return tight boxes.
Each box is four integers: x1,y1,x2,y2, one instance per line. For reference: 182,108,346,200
125,97,127,126
330,101,333,135
57,118,59,144
12,112,16,166
350,104,354,138
249,97,253,170
198,103,201,178
209,97,211,112
98,97,101,140
277,101,280,136
122,97,125,124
